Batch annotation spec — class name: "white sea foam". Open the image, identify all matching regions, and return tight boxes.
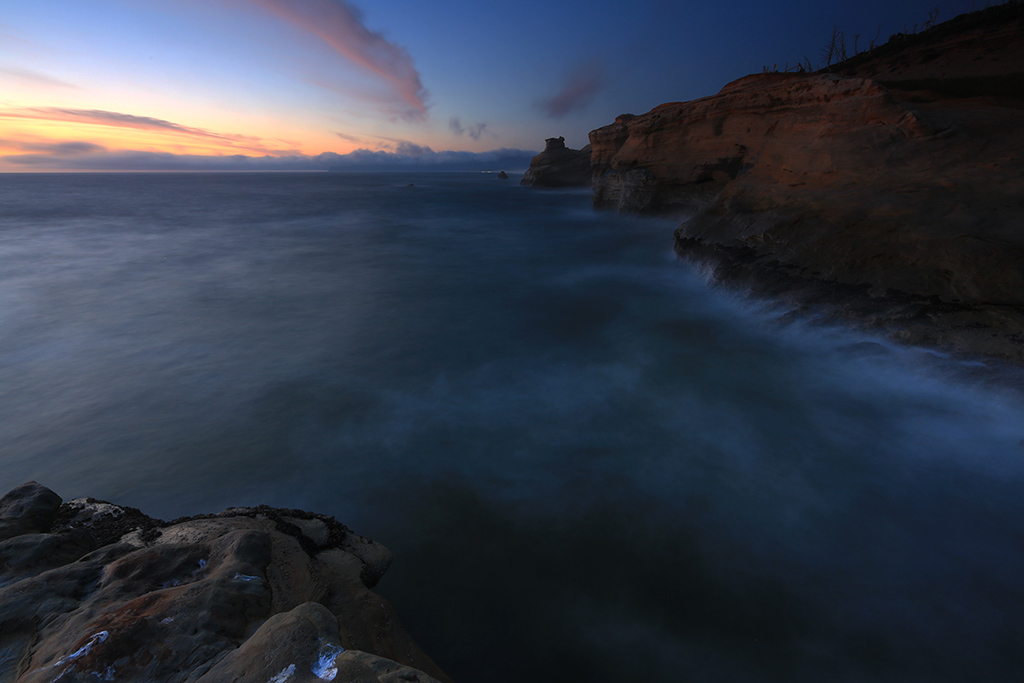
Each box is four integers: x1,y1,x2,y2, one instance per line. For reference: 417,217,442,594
269,663,295,683
54,631,108,667
310,642,345,681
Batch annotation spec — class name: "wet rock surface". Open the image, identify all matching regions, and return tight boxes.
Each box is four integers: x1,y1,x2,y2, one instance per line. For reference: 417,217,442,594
0,483,449,683
588,4,1024,361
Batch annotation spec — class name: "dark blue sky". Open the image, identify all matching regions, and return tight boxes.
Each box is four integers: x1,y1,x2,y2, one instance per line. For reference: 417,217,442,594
0,0,989,170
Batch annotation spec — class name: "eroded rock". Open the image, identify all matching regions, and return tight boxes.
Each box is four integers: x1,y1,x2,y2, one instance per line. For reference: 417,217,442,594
0,483,450,683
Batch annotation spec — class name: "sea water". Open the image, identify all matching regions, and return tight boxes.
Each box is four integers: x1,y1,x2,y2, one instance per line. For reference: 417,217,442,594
0,172,1022,681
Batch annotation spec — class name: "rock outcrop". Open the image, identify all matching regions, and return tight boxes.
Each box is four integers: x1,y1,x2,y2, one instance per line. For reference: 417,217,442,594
0,482,450,683
520,137,592,187
589,3,1024,360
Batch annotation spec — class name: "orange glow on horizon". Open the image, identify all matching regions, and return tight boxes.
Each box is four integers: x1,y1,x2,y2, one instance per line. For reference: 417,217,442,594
0,107,363,166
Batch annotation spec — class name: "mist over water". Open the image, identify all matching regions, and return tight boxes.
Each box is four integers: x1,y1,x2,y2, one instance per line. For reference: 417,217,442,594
1,172,1022,681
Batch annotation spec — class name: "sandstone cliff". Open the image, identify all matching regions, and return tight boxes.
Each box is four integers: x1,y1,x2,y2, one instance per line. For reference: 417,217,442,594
520,137,592,187
0,482,450,683
589,3,1024,360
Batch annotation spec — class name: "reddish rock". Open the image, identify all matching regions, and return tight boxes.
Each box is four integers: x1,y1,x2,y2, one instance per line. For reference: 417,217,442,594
589,4,1024,359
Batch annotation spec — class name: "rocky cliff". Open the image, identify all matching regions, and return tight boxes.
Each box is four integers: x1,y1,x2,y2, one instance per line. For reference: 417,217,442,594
520,137,591,187
0,482,450,683
589,3,1024,360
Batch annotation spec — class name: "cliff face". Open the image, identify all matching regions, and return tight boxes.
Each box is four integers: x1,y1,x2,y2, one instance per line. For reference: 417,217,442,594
589,4,1024,360
0,482,450,683
591,73,936,212
520,137,592,187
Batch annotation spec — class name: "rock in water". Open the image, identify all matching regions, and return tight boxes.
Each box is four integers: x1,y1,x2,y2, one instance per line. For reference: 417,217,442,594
0,483,450,683
520,137,592,187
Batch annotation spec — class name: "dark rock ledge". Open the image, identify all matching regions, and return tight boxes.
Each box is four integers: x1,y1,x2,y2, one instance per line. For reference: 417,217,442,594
0,482,450,683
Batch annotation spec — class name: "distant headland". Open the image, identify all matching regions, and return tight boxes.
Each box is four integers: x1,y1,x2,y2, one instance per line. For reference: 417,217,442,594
524,2,1024,363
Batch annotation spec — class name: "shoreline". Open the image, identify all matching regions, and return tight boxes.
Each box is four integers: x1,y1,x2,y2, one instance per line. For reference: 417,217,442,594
525,2,1024,365
674,236,1024,387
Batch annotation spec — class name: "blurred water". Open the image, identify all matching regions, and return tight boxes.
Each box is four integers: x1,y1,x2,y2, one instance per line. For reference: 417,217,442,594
0,172,1022,681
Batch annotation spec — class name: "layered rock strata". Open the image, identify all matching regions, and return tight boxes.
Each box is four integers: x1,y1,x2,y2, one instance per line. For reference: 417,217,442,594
520,137,592,187
0,482,449,683
589,4,1024,360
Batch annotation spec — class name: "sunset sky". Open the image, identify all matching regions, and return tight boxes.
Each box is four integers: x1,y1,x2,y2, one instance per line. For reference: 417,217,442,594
0,0,984,171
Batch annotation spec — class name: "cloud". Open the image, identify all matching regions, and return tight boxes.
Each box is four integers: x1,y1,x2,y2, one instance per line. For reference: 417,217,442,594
44,141,106,155
1,146,538,173
449,117,489,141
0,139,107,155
327,146,537,172
336,131,362,143
0,108,292,155
0,67,77,89
394,141,431,156
2,149,345,171
538,63,605,119
251,0,428,120
3,108,219,137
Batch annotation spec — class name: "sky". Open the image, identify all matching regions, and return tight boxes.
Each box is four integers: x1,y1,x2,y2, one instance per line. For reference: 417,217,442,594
0,0,991,172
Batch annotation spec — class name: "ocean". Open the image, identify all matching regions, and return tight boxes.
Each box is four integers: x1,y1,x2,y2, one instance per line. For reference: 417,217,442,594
1,171,1022,681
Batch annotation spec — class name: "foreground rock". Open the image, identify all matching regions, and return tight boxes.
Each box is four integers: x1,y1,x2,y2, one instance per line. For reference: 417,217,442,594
520,137,592,187
0,482,449,683
589,4,1024,361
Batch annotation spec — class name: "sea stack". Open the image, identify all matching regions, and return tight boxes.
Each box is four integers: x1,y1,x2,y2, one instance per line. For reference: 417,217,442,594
520,136,592,187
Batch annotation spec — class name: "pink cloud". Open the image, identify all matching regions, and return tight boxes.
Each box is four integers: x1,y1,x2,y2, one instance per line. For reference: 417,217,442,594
0,108,292,155
539,62,605,119
251,0,428,120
